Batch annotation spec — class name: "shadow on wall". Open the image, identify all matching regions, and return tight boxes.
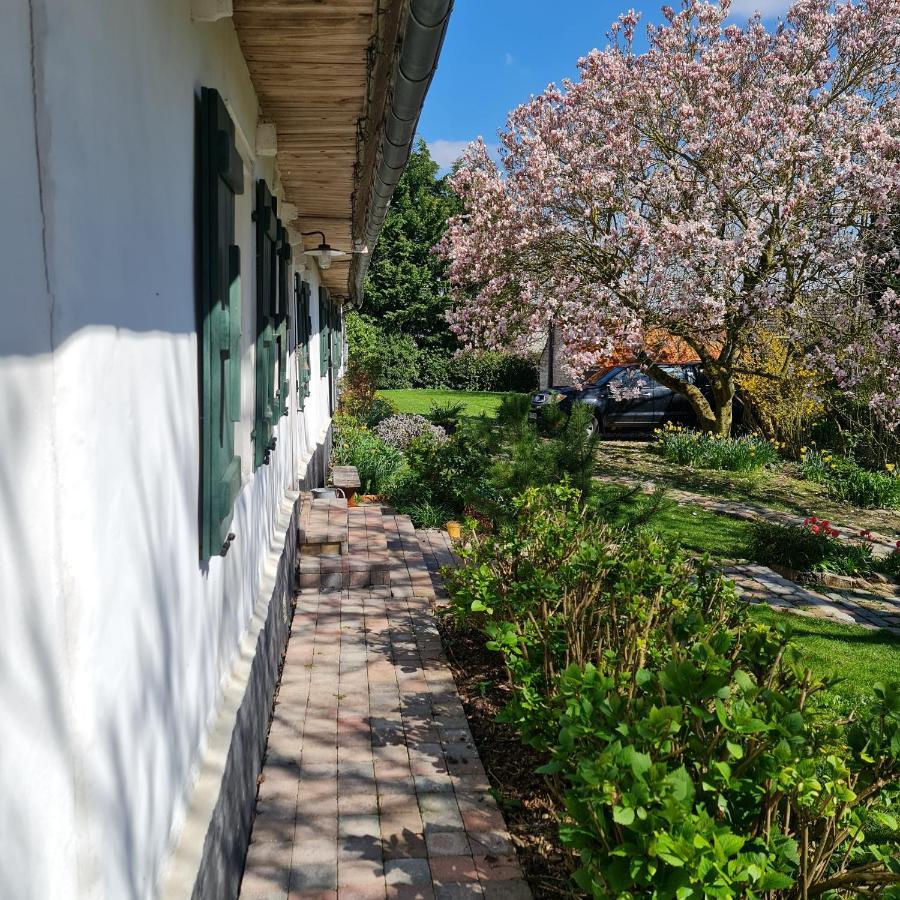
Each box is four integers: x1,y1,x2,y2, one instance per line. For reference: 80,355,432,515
0,330,274,897
0,5,319,897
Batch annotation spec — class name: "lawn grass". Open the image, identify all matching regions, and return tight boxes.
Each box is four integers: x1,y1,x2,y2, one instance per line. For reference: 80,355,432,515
595,439,900,536
592,482,900,707
593,482,753,560
748,604,900,707
378,388,522,419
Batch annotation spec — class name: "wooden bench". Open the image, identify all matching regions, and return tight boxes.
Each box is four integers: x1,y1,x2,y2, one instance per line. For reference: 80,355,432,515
331,465,361,507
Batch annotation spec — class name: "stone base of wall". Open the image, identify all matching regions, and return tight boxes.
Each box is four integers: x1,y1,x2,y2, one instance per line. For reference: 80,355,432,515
161,430,331,900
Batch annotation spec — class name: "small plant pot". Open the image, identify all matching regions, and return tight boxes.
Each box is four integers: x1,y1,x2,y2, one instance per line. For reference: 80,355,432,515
446,521,462,540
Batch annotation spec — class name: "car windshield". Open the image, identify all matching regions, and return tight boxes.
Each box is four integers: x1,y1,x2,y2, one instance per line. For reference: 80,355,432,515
586,367,617,386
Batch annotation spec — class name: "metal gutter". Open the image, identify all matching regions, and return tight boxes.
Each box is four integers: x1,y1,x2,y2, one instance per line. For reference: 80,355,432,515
350,0,453,305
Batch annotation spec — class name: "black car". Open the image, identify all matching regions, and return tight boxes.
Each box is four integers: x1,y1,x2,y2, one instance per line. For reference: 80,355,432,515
529,363,708,436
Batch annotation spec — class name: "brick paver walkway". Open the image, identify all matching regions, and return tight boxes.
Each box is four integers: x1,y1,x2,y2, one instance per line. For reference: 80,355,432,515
239,498,529,900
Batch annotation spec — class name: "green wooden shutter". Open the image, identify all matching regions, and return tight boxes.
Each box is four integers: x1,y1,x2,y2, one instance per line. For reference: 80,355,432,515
199,86,244,560
254,179,278,468
319,286,330,377
274,223,290,417
295,274,311,410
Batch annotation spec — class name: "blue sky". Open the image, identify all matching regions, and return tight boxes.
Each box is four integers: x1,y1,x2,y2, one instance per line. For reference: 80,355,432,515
419,0,791,170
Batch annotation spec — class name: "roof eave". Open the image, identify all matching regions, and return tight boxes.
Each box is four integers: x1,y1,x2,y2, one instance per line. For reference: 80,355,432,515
349,0,454,307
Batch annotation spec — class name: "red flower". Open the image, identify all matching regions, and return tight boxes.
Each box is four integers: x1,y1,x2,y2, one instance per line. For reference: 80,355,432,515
810,524,821,534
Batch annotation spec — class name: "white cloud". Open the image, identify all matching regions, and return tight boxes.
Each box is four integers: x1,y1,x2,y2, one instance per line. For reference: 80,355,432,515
427,139,472,169
427,139,503,173
504,51,514,65
728,0,791,17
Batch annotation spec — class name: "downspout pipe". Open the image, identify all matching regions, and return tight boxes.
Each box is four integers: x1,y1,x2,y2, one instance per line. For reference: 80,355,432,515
352,0,453,304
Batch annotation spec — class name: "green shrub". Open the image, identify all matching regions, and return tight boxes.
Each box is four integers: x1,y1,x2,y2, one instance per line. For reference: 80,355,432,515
483,398,599,515
331,418,404,495
800,449,900,509
748,519,875,576
655,423,779,471
399,426,493,515
346,312,422,389
345,311,382,372
375,332,421,388
363,396,399,428
427,399,467,434
418,352,454,389
401,499,455,530
352,331,538,392
440,350,539,393
880,549,900,579
810,394,900,472
446,482,900,898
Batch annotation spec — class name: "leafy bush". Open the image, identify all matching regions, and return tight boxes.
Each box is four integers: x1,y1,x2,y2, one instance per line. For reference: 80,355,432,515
655,423,780,471
375,332,421,388
800,449,900,509
396,425,493,516
483,397,599,515
374,414,447,451
418,352,454,389
446,350,539,392
427,399,467,434
363,396,399,428
446,482,900,898
881,548,900,579
401,499,455,530
345,311,382,373
748,518,875,576
346,312,422,389
338,355,381,421
810,392,900,473
331,417,404,495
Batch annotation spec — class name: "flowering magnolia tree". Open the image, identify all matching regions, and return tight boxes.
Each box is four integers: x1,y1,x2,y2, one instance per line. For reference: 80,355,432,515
440,0,900,434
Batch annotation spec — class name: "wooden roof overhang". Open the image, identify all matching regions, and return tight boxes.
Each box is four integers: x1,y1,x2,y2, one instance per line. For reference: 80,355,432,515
232,0,407,301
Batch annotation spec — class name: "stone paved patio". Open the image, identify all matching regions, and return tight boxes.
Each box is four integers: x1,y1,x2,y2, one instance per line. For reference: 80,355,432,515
239,499,529,900
726,563,900,634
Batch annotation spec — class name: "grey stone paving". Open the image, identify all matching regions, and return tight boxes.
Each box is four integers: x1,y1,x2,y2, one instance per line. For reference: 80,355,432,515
726,564,900,634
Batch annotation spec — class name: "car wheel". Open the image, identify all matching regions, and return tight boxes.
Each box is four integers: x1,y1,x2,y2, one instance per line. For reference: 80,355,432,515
586,415,600,439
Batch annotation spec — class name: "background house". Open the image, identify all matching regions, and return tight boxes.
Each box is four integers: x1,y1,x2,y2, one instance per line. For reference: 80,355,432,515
0,1,450,897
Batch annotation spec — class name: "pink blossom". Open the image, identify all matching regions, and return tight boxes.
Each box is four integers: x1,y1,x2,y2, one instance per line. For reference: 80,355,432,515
440,0,900,430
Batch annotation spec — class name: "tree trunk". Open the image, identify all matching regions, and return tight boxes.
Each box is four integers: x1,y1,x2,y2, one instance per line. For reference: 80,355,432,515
646,363,734,437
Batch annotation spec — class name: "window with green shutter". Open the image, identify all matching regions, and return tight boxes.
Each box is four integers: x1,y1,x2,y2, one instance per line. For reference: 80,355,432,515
295,274,312,410
319,286,331,377
198,87,243,560
253,179,279,468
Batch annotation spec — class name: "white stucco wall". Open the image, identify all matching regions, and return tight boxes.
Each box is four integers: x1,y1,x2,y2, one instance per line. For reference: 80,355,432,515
0,2,339,897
